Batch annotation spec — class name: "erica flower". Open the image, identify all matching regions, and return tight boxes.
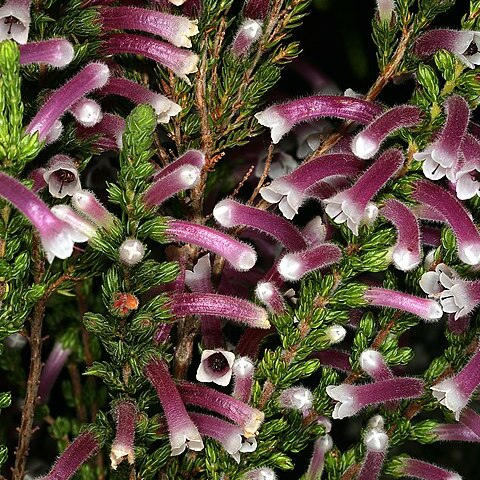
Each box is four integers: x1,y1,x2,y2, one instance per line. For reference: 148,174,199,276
357,419,389,480
69,98,103,128
72,190,114,229
231,19,263,57
119,238,145,267
305,435,333,480
196,349,236,386
243,468,277,480
260,153,364,219
326,377,424,419
0,172,85,263
42,155,81,199
232,357,255,403
394,457,462,480
438,274,480,320
255,281,287,314
0,0,31,44
413,180,480,265
110,400,137,469
145,357,204,455
432,422,480,442
351,105,422,159
414,28,480,68
324,149,404,235
38,342,71,403
452,132,480,200
153,150,205,181
431,345,480,420
19,38,74,67
419,263,458,298
460,408,480,437
278,387,314,414
413,95,470,180
359,349,394,382
244,0,270,19
51,205,97,241
255,95,382,144
76,113,125,150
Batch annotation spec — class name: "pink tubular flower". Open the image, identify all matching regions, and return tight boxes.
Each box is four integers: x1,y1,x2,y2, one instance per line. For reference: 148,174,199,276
166,219,257,271
243,468,277,480
305,435,333,480
396,457,462,480
100,6,198,48
43,155,81,199
69,98,103,128
153,150,205,181
460,408,480,437
413,179,480,265
364,287,443,321
310,349,352,373
232,357,255,403
170,293,270,329
432,423,480,442
244,0,270,19
77,112,125,150
279,387,314,414
0,0,31,44
381,198,421,271
439,274,480,320
26,62,109,141
255,281,286,314
51,205,97,240
196,349,236,386
213,199,307,251
231,19,262,57
359,349,394,382
72,190,114,229
352,105,422,159
357,420,389,480
110,400,137,469
0,172,86,262
431,346,480,420
455,133,480,200
324,148,403,235
414,28,480,68
277,243,342,282
98,77,181,124
260,153,365,219
19,38,74,67
255,95,383,144
102,33,198,83
413,95,470,180
38,342,71,403
144,358,204,455
326,377,425,419
40,431,100,480
178,381,265,436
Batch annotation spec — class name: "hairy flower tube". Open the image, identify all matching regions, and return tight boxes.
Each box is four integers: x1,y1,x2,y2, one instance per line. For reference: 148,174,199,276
144,357,204,455
324,148,403,235
42,155,81,199
311,349,352,373
231,19,263,57
351,105,422,159
277,243,342,281
326,377,425,419
359,349,394,382
380,198,421,271
413,95,470,180
196,349,236,386
38,342,71,403
395,457,462,480
77,112,125,150
455,133,480,200
305,434,333,480
432,423,480,442
170,293,270,329
178,382,265,437
364,287,443,321
255,95,383,144
357,420,389,480
40,431,100,480
102,34,198,83
0,172,86,262
431,345,480,420
165,219,257,271
255,281,287,314
213,199,307,251
26,62,109,141
413,179,480,265
243,468,277,480
110,400,137,469
460,408,480,438
376,0,395,22
278,387,314,415
98,77,182,124
69,98,103,128
153,149,205,181
100,6,198,48
414,28,480,68
72,190,114,229
232,357,255,403
0,0,31,43
51,205,97,241
19,38,74,67
244,0,270,19
260,153,365,219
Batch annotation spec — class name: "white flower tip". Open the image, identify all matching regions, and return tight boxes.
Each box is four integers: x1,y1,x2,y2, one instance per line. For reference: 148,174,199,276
74,100,103,127
236,248,257,271
317,434,333,453
90,62,110,89
233,357,254,377
427,301,444,320
242,19,262,40
460,243,480,265
51,40,75,67
360,349,382,372
213,200,235,227
152,96,182,123
169,0,186,4
364,428,388,452
352,134,378,159
119,238,145,267
45,120,63,144
326,325,346,344
109,444,134,470
179,165,201,188
254,109,288,144
368,414,385,430
278,254,302,281
255,281,274,302
393,248,420,271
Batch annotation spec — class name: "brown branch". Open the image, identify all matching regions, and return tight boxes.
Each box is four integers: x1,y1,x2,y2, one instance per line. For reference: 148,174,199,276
247,143,274,205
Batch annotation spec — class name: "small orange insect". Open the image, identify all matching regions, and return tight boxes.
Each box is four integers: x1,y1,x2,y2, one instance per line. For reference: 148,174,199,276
112,292,139,316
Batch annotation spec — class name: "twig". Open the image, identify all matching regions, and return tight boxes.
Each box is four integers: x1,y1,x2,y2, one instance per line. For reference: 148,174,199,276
247,143,274,205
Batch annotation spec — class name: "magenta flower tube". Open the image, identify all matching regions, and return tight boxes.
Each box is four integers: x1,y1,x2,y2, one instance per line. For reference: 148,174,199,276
144,357,203,455
41,431,100,480
260,153,365,219
359,349,394,382
244,0,270,19
153,150,205,181
324,148,404,235
460,408,480,437
110,400,137,469
235,327,273,360
381,198,421,271
170,293,270,329
326,377,425,419
231,19,262,57
77,112,125,150
255,95,383,144
26,62,109,141
178,381,265,436
232,357,255,403
19,39,74,67
277,243,342,282
364,287,443,321
166,219,257,271
255,281,286,314
305,435,333,480
397,457,462,480
352,105,422,159
310,349,352,373
100,6,198,48
72,190,114,230
413,179,480,265
102,33,198,83
213,199,307,251
38,342,71,403
357,424,388,480
433,423,480,442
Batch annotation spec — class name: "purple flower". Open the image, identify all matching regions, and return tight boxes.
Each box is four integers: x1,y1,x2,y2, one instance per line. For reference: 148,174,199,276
231,19,262,57
255,95,383,144
69,98,103,128
51,205,97,241
414,28,480,68
196,349,235,386
431,345,480,420
72,190,114,230
76,112,125,150
152,149,205,181
352,105,422,159
359,349,394,382
42,155,81,199
243,468,277,480
396,457,462,480
460,408,480,437
0,0,31,44
454,133,480,200
232,357,255,403
244,0,270,19
305,435,333,480
357,417,388,480
19,38,74,67
38,342,71,403
144,357,204,455
110,400,137,469
432,422,480,442
311,349,352,373
255,281,287,314
279,387,314,414
326,377,424,419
